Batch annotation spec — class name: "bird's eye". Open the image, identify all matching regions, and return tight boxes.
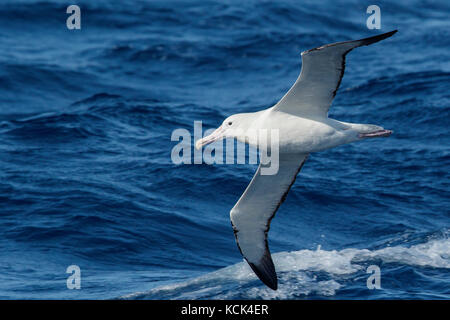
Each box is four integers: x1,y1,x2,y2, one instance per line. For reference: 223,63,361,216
228,122,233,126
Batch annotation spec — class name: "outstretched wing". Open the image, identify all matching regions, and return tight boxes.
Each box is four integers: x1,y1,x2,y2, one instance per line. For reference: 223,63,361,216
274,30,397,119
230,153,308,290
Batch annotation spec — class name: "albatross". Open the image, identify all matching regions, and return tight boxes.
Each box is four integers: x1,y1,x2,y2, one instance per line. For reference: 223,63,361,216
195,30,397,290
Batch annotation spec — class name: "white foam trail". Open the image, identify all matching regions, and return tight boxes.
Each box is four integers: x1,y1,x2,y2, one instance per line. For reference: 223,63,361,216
123,238,449,299
275,238,450,273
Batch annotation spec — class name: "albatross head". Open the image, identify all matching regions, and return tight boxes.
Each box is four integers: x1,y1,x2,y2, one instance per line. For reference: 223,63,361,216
195,114,250,149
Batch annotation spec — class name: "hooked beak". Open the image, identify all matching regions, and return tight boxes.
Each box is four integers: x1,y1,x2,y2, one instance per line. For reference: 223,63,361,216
195,125,225,150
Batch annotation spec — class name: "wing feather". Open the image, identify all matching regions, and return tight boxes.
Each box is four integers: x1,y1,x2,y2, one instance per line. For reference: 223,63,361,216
274,30,397,118
230,153,309,290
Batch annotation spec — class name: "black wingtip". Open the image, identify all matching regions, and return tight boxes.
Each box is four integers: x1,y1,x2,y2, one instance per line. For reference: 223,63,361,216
360,29,397,46
247,252,278,290
303,30,398,55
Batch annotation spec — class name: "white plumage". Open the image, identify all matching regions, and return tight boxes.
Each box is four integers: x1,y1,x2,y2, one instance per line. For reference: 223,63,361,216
196,30,397,290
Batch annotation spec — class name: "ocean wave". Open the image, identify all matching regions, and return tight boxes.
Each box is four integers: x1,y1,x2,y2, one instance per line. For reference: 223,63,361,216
123,237,450,299
0,0,449,300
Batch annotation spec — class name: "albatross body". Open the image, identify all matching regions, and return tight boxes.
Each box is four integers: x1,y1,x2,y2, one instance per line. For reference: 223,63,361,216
196,30,397,290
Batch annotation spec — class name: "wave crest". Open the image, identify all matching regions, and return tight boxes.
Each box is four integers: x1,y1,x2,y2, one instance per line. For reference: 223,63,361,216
123,238,450,299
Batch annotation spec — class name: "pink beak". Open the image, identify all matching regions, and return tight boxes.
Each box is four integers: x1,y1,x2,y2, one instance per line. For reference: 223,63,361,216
195,126,225,149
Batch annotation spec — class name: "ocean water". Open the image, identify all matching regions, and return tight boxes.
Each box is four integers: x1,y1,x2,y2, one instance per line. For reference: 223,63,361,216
0,0,449,299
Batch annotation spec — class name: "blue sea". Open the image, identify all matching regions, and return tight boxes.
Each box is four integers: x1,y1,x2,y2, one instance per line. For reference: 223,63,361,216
0,0,448,299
